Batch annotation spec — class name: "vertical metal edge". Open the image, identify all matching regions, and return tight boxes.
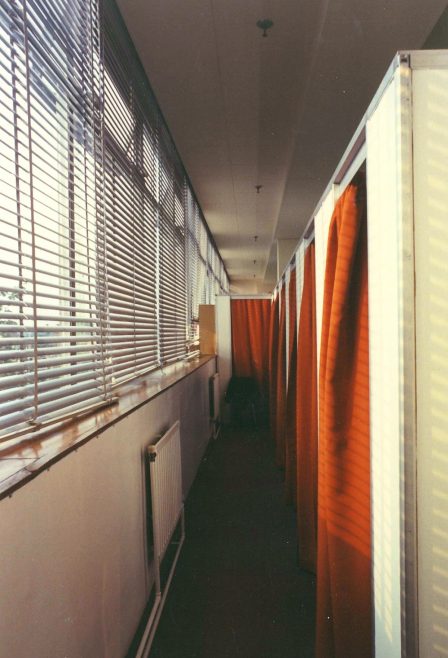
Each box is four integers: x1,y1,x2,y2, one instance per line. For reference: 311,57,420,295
396,58,419,658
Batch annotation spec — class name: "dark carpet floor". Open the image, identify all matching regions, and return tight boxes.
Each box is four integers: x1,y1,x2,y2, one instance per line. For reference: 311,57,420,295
149,424,316,658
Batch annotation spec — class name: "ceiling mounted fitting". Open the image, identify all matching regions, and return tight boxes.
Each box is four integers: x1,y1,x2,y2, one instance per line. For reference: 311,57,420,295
255,184,263,194
256,19,274,37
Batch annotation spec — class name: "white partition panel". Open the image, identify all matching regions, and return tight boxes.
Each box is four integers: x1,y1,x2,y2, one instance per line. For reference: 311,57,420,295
314,188,335,368
367,73,403,658
367,60,416,658
413,67,448,658
285,266,291,384
295,240,305,347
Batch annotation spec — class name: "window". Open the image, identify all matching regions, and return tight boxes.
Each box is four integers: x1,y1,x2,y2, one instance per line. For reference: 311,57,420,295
159,164,187,364
103,58,159,384
0,0,229,442
0,0,109,439
185,189,200,348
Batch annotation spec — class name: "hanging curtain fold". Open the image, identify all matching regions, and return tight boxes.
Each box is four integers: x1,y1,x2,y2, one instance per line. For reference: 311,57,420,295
284,268,298,504
316,180,371,658
231,299,271,396
268,292,280,438
296,242,318,573
275,284,287,467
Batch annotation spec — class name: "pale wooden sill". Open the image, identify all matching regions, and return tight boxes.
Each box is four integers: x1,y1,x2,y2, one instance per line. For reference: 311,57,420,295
0,355,215,500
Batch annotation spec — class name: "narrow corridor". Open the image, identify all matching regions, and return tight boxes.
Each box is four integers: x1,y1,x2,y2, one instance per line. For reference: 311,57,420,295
148,425,316,658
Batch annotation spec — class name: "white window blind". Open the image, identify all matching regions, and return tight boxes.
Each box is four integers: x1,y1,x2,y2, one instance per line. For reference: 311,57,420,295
103,1,228,370
0,0,229,442
185,188,199,349
0,0,111,440
166,168,187,362
158,149,184,364
103,48,159,384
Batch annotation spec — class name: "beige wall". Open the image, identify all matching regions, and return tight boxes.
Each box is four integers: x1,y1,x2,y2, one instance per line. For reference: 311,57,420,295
0,359,215,658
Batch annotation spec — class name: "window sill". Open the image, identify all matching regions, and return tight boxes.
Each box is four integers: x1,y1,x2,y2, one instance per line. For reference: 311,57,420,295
0,355,216,501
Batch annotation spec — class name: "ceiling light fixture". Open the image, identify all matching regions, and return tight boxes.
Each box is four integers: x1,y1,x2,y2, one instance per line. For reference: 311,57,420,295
256,19,274,37
253,235,258,242
255,184,263,194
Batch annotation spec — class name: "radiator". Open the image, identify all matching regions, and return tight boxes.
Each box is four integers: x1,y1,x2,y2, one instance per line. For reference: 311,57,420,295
209,372,220,421
136,421,185,658
209,372,221,438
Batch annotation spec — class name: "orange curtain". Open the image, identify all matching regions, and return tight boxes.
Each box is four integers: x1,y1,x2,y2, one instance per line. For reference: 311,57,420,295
284,269,297,503
296,242,318,572
268,293,280,437
316,181,371,658
231,299,271,395
275,284,287,467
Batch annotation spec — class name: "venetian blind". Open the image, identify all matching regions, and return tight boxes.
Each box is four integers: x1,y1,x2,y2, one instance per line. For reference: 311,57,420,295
0,0,110,440
103,20,159,384
104,0,228,368
0,0,229,442
185,192,201,350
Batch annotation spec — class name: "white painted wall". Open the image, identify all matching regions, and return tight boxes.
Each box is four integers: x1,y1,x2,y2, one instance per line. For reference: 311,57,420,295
0,359,215,658
413,67,448,658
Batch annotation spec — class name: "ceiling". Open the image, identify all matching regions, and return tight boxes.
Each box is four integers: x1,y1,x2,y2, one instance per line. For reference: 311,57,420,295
116,0,447,292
